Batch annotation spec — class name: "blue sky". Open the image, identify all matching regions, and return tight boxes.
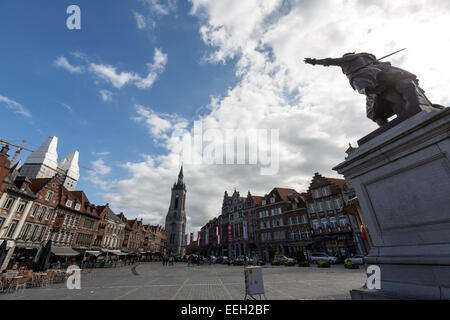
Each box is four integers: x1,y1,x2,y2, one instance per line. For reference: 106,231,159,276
1,1,449,233
1,0,237,208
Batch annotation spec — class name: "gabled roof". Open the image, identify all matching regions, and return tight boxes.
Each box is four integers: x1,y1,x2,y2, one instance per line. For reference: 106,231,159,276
60,188,99,218
251,196,264,205
29,178,52,193
6,177,36,199
326,178,346,190
272,187,300,201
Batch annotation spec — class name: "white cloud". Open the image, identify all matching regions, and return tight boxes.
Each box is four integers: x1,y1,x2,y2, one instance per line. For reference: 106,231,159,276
57,49,168,90
135,48,168,89
89,158,112,190
58,102,73,113
92,151,111,157
100,90,114,102
140,0,176,16
133,10,147,29
92,158,112,176
133,0,177,30
0,95,31,118
99,1,450,232
89,63,139,89
54,56,84,74
132,105,189,147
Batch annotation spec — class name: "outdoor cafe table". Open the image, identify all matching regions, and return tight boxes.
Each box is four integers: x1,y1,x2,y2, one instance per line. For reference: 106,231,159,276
6,275,23,286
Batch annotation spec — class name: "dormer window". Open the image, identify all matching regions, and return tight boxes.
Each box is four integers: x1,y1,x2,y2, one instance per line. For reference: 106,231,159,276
75,203,81,211
270,198,275,204
66,200,73,207
262,200,266,206
46,191,54,201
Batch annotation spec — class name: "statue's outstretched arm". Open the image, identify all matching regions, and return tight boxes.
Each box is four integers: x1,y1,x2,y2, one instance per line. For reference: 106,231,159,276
304,57,344,67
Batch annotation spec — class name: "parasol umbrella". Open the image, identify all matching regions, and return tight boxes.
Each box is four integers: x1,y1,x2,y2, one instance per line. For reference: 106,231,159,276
34,240,52,272
0,240,7,269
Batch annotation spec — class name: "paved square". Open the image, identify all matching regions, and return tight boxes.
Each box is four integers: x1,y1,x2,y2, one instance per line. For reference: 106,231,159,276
0,262,366,300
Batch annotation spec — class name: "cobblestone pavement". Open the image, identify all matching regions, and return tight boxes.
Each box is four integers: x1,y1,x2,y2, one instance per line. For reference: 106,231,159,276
0,262,366,300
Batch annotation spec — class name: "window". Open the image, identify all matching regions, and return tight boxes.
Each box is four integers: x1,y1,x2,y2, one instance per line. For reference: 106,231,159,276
30,225,39,241
301,215,308,224
21,224,32,240
335,198,342,209
16,201,28,213
37,207,47,222
66,200,72,207
270,197,275,204
84,219,94,229
262,200,266,205
326,200,332,210
330,217,337,228
321,218,328,228
322,187,331,196
46,208,54,221
3,197,16,210
312,219,319,230
339,216,348,226
75,203,81,211
0,217,5,230
30,204,40,218
312,189,321,199
37,227,46,241
308,203,315,213
174,195,179,210
45,191,54,201
6,220,19,238
317,202,324,212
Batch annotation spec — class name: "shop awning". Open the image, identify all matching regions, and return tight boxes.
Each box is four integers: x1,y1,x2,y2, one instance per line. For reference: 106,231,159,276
51,247,81,257
101,249,127,256
85,250,102,256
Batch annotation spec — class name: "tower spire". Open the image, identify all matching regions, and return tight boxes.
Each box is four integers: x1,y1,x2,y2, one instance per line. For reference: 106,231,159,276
178,164,183,180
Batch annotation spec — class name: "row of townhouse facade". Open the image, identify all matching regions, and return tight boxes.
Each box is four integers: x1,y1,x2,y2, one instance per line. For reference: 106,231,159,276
0,144,166,270
191,173,370,262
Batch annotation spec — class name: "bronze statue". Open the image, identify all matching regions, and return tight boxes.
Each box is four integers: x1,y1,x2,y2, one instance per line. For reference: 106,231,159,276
304,52,443,126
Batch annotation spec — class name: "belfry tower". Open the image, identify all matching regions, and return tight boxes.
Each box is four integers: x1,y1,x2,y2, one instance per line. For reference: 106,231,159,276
165,166,187,256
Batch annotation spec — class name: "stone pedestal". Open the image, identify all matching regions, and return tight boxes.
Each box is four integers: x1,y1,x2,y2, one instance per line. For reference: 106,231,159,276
333,108,450,299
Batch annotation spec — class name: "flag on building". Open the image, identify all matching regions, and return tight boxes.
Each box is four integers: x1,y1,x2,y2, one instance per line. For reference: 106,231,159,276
243,220,248,242
228,224,232,243
205,229,209,246
216,226,220,245
197,231,201,247
190,233,194,247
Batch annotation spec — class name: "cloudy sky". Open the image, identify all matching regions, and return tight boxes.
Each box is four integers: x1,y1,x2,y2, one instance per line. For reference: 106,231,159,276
1,0,449,234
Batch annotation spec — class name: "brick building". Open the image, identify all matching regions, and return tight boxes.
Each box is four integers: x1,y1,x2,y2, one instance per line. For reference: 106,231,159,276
94,205,126,251
256,188,308,261
305,173,361,258
12,176,61,267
